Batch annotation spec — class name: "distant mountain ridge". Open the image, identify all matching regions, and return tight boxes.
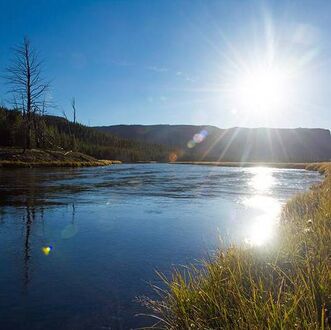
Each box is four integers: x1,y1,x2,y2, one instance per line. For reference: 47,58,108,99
94,125,331,162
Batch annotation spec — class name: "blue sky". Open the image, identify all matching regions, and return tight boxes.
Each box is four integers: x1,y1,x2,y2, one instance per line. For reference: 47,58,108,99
0,0,330,128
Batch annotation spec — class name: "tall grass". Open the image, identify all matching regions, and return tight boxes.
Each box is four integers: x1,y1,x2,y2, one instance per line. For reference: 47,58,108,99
144,163,331,329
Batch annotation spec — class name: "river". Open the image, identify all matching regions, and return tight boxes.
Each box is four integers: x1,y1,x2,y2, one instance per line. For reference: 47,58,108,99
0,164,322,329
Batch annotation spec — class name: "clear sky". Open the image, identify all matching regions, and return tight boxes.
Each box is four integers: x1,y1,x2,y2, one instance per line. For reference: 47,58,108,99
0,0,330,128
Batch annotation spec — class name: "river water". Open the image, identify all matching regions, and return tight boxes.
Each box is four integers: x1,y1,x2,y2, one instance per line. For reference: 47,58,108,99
0,164,322,329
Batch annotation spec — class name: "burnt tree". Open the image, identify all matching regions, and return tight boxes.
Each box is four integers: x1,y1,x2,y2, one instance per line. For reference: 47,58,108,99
5,37,49,149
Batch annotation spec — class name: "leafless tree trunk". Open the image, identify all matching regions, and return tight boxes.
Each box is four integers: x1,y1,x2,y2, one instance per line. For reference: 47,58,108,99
33,99,48,148
62,110,72,136
5,37,50,150
71,97,76,124
62,110,76,151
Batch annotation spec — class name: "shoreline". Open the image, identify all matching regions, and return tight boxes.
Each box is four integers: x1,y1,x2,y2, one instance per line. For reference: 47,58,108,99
171,161,326,170
0,160,326,169
0,159,120,168
0,147,327,170
0,148,121,168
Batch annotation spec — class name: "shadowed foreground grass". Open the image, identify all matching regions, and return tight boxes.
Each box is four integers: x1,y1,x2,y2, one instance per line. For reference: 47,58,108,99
144,163,331,329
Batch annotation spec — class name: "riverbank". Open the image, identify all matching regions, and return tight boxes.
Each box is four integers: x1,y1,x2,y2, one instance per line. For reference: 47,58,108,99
0,148,120,168
172,161,325,169
145,163,331,328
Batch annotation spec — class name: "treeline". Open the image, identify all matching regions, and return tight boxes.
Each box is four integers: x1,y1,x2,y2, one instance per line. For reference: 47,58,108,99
0,106,171,161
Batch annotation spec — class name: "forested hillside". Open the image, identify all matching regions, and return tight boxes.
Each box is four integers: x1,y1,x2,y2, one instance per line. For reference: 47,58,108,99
0,107,171,162
3,107,330,163
96,124,331,162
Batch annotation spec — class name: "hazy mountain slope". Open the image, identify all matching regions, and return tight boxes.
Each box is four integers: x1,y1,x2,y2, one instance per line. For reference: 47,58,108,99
96,124,220,146
94,125,331,162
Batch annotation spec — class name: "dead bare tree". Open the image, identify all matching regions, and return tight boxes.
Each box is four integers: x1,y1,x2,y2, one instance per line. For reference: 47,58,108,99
5,37,50,150
71,97,76,124
62,109,76,152
62,110,72,136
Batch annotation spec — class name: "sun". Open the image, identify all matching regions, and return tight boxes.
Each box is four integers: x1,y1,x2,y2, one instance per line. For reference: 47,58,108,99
235,65,291,112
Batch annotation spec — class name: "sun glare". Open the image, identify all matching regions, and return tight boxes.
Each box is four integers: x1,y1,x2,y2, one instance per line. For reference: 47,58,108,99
249,167,275,192
243,168,281,246
235,65,290,112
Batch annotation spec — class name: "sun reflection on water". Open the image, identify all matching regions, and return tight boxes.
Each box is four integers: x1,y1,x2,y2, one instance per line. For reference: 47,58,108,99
249,167,276,192
244,168,281,246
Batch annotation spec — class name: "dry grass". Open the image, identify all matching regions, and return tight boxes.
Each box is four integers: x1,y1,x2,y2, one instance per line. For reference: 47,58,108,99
144,163,331,329
0,159,115,168
0,147,121,167
172,161,319,169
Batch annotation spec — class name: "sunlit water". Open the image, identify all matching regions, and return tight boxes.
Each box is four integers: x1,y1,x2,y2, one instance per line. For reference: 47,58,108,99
0,164,322,329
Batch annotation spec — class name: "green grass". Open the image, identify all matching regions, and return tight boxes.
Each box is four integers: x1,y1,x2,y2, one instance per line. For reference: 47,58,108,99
144,163,331,329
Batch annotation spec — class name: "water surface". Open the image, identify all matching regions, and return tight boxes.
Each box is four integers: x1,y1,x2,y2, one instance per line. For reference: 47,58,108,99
0,164,322,329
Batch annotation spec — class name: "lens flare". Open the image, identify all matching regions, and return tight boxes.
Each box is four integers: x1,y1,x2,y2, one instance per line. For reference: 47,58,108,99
187,140,196,148
187,130,208,149
193,133,204,143
42,245,53,256
169,152,178,162
61,224,78,239
200,129,208,138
